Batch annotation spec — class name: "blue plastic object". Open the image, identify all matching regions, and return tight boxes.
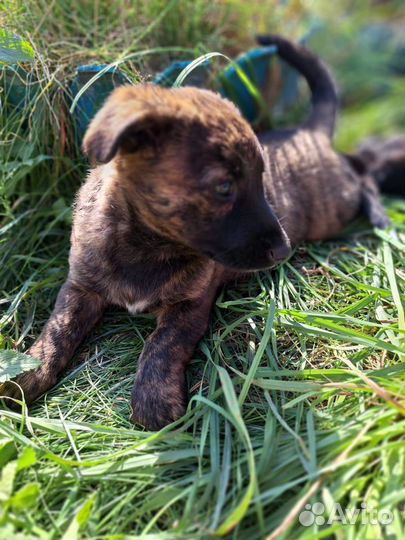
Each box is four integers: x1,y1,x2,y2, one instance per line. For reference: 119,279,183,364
152,46,283,124
0,33,315,139
153,60,194,86
69,65,129,139
218,46,277,123
68,46,285,138
1,65,39,109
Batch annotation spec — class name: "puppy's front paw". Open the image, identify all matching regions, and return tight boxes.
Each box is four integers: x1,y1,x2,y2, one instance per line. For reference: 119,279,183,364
131,375,188,431
0,367,56,406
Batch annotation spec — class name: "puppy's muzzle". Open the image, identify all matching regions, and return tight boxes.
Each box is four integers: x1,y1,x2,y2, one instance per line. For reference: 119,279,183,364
268,239,291,263
263,228,291,266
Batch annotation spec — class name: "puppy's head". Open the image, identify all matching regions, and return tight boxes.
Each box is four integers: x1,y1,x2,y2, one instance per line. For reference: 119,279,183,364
83,84,290,271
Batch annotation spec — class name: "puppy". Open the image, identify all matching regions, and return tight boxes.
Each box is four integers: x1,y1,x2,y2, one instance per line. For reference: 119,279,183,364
2,36,389,430
353,135,405,198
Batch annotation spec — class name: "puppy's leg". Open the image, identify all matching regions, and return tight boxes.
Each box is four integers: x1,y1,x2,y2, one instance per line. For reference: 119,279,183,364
2,281,106,404
361,175,391,229
131,291,217,430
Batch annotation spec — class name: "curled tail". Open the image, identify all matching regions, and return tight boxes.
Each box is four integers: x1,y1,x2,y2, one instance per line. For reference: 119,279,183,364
256,34,338,139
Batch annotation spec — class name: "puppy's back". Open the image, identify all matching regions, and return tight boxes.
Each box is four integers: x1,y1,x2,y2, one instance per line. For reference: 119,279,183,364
261,129,362,244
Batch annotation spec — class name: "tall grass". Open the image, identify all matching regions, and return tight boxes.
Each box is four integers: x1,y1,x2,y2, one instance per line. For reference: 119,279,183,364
1,1,404,539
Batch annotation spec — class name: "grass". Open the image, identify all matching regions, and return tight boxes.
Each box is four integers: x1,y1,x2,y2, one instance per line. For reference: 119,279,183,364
1,1,404,539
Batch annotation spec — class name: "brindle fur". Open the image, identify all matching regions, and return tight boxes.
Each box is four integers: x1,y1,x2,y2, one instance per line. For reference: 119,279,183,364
354,135,405,198
2,36,392,430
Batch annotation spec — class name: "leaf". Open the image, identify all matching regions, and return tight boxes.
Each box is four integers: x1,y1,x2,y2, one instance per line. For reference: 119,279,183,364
0,440,16,469
62,494,96,540
383,241,405,334
11,482,40,509
0,29,34,64
239,299,276,406
0,522,42,540
0,350,41,383
0,461,17,500
52,197,72,226
216,366,257,536
0,155,52,196
173,52,226,87
16,447,37,472
81,448,198,476
172,51,269,114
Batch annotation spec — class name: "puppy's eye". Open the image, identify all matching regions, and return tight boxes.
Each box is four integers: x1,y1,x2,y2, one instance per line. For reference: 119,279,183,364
214,181,234,199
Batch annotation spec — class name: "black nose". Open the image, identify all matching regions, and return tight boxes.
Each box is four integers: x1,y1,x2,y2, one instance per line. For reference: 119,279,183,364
258,228,291,263
269,242,291,262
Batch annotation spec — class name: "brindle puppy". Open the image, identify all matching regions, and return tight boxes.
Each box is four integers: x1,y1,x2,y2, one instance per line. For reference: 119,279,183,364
2,36,390,430
354,135,405,198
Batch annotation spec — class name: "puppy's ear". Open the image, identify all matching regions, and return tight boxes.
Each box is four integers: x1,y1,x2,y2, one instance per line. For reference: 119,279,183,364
82,84,182,164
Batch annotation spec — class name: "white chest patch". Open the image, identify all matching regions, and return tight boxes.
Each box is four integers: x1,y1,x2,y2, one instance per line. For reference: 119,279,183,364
126,299,150,315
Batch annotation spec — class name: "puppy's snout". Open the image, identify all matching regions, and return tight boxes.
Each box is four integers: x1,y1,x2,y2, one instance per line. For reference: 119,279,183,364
264,230,291,263
269,241,290,262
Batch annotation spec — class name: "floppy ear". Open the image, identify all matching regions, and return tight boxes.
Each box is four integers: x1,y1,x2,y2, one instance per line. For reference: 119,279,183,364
82,84,182,164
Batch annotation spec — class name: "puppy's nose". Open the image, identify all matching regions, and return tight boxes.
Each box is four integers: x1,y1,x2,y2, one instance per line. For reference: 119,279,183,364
269,241,291,262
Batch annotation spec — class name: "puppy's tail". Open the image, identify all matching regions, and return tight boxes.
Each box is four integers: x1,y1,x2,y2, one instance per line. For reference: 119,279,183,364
256,34,338,139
